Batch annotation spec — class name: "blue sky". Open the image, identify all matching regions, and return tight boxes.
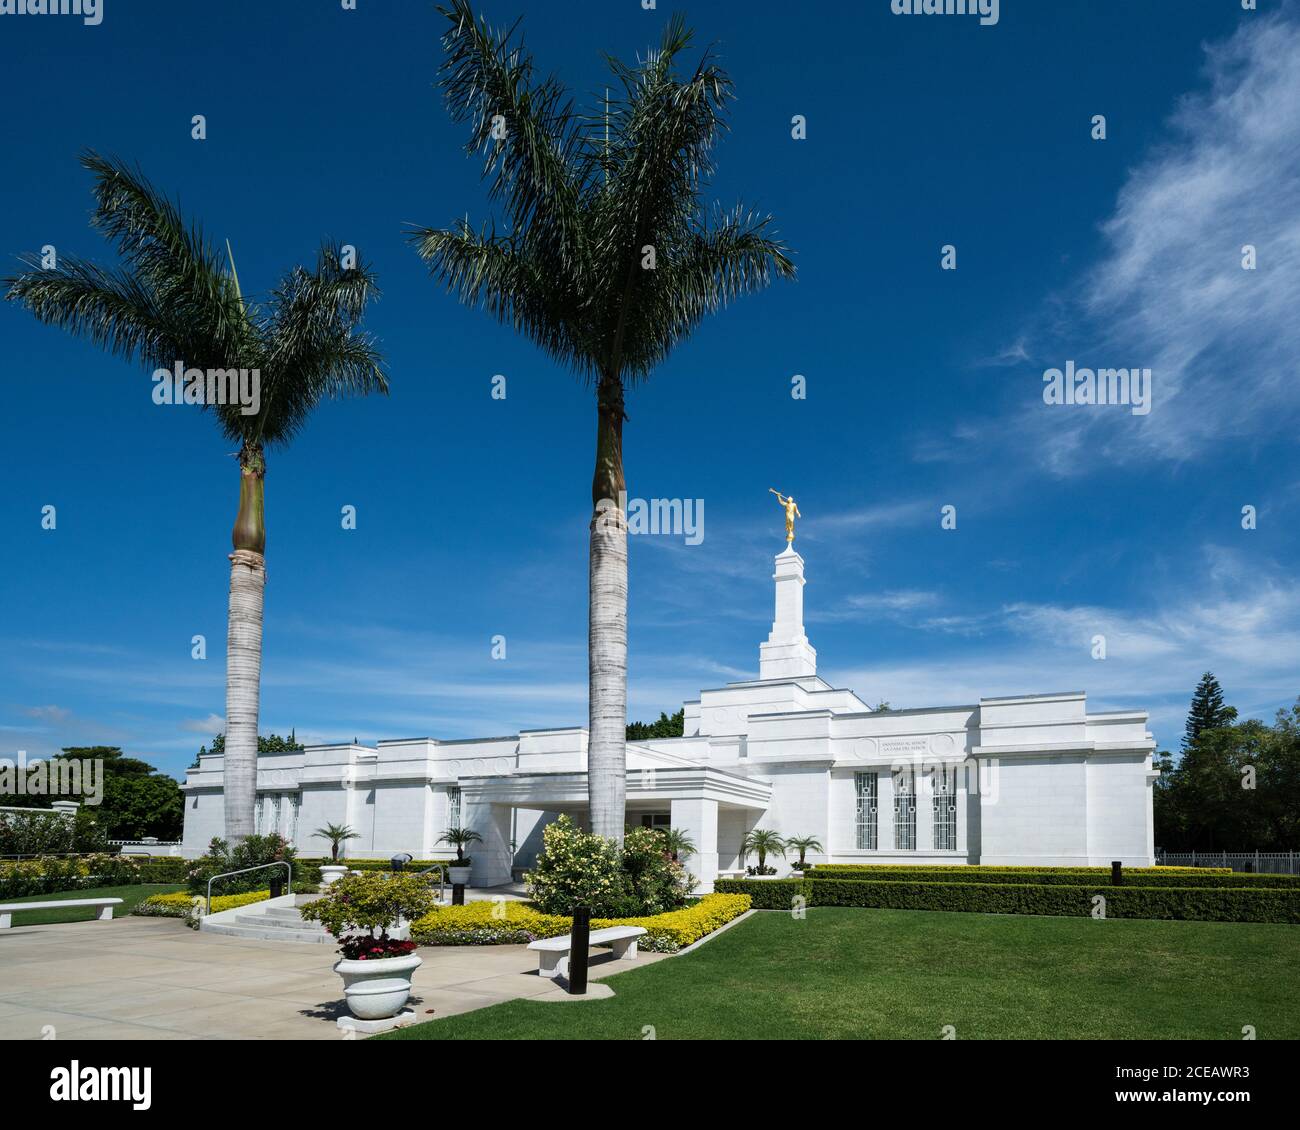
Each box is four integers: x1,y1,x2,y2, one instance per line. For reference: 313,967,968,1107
2,0,1297,778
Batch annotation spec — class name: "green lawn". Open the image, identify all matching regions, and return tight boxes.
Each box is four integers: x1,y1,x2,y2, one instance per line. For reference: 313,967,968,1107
0,884,184,926
381,907,1300,1040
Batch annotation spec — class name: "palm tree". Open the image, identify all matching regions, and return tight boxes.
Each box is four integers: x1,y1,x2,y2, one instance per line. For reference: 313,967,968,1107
784,834,823,871
313,823,361,863
741,828,786,873
438,826,484,863
413,2,795,845
4,152,388,844
661,827,696,863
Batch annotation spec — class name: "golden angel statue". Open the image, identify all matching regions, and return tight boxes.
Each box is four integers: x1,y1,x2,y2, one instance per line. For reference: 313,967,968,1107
769,488,801,543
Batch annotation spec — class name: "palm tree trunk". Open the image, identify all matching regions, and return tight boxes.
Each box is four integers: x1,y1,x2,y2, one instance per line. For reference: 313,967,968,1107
223,446,266,845
588,377,628,845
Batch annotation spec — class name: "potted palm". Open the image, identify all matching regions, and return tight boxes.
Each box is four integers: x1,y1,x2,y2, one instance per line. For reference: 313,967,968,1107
661,828,696,863
741,829,786,877
437,827,482,886
784,835,823,875
313,823,360,885
300,871,434,1022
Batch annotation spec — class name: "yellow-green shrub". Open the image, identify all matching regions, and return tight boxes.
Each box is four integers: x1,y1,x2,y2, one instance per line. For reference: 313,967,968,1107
133,888,272,927
410,892,751,952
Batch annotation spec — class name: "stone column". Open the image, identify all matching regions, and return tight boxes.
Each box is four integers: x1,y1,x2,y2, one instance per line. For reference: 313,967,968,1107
671,797,719,892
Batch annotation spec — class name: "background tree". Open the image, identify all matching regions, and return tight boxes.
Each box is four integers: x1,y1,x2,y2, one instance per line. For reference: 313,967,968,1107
193,730,305,770
627,709,685,741
1155,687,1300,852
5,153,388,845
414,2,794,844
1183,672,1236,750
0,746,183,840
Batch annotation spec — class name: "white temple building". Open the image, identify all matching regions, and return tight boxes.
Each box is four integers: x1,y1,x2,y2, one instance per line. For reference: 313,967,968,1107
181,547,1159,888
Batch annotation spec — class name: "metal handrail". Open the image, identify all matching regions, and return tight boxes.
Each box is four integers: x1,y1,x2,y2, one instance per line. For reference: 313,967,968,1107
205,861,292,916
413,862,447,902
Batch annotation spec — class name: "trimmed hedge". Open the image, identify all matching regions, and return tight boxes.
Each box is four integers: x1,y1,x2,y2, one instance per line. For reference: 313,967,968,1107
714,878,810,909
298,858,458,872
0,854,190,899
803,867,1300,889
802,864,1229,875
787,878,1300,923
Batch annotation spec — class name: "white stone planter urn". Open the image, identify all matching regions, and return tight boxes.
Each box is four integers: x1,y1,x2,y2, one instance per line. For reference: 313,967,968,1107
447,865,472,886
334,953,422,1020
320,864,348,887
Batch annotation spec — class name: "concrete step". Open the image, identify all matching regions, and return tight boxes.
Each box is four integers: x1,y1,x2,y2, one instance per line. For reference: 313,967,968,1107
259,906,309,922
233,912,327,932
200,918,335,944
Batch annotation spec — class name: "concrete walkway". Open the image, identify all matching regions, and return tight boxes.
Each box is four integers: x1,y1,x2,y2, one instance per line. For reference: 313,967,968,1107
0,916,666,1040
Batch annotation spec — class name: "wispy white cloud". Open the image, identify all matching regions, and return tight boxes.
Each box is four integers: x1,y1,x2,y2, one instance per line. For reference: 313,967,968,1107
1025,12,1300,470
826,546,1299,742
23,705,72,724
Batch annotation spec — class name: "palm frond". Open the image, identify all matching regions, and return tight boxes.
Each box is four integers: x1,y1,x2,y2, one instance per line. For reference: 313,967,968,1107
5,251,188,371
436,0,589,277
250,243,389,446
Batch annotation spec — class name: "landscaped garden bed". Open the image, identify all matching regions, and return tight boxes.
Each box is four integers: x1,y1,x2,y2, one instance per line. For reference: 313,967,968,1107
133,887,280,927
409,892,751,952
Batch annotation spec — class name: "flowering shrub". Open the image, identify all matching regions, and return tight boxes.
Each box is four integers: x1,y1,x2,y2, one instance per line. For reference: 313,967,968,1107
186,834,315,895
410,892,751,953
298,870,435,958
525,816,694,917
620,825,695,915
525,816,632,917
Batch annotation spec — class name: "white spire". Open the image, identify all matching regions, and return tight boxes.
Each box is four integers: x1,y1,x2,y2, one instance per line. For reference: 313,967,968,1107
759,545,817,679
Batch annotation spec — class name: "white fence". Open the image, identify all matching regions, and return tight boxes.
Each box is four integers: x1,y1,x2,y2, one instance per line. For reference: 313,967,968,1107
1156,850,1300,875
109,840,184,857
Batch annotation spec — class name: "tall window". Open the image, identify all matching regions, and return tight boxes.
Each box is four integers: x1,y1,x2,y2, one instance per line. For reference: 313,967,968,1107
255,793,263,835
855,772,878,850
894,771,916,850
932,767,957,850
447,786,461,829
288,794,300,844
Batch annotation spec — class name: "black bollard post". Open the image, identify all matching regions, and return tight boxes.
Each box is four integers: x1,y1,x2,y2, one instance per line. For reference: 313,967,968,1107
452,882,465,906
1111,860,1123,886
568,905,591,996
270,877,284,899
1244,861,1254,874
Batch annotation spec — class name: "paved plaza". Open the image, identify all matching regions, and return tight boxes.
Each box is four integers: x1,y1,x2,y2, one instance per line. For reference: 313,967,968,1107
0,916,665,1040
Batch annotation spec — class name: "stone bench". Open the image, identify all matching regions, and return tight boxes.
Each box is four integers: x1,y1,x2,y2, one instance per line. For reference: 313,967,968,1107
0,897,123,929
527,925,647,979
715,869,746,880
